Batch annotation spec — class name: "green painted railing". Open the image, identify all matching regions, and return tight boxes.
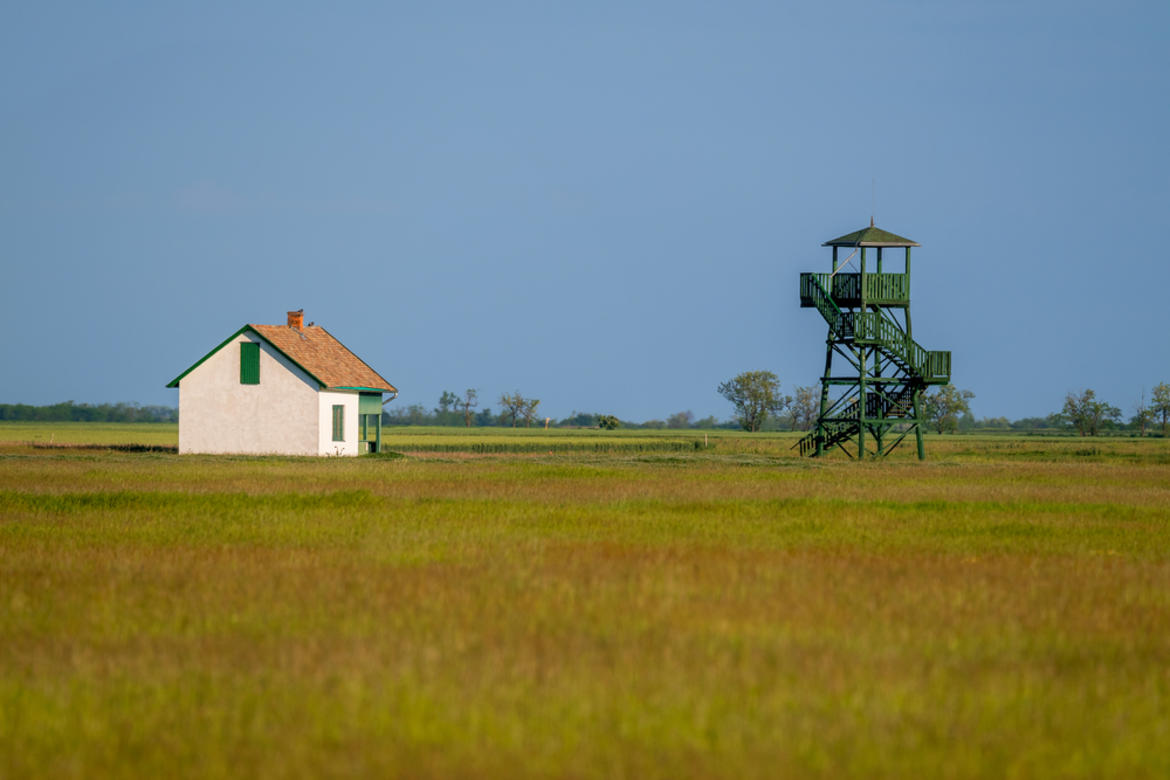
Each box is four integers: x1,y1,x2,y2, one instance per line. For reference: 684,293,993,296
800,273,908,306
862,273,908,303
924,350,951,382
800,274,850,338
803,280,950,383
854,313,950,382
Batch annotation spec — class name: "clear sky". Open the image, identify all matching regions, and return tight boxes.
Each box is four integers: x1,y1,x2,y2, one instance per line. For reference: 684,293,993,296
2,1,1167,423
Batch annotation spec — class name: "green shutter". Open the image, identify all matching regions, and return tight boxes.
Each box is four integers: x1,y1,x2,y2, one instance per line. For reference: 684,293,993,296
332,405,345,441
240,342,260,385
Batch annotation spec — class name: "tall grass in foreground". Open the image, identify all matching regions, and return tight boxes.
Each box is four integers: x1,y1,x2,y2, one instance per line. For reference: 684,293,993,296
1,445,1169,777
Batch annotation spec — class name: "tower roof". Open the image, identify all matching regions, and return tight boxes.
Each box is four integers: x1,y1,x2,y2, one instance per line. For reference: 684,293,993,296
823,223,919,248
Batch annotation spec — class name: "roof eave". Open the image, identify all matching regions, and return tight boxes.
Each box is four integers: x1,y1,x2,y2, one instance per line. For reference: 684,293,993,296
166,324,254,388
330,385,399,394
822,239,921,248
166,324,329,389
314,326,398,395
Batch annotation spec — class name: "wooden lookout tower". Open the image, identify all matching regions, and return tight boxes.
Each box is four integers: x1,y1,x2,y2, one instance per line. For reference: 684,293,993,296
795,221,951,459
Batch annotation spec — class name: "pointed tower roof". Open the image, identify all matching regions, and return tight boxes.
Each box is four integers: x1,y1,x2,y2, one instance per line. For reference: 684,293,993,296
823,220,919,248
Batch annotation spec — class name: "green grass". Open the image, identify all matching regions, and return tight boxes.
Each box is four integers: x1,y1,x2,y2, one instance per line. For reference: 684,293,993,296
0,421,178,446
2,431,1170,777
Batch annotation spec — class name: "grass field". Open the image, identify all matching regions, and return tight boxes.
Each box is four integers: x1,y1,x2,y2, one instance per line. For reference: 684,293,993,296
2,424,1169,777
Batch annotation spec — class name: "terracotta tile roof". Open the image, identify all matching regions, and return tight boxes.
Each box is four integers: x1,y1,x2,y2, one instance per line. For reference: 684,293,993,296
251,324,397,392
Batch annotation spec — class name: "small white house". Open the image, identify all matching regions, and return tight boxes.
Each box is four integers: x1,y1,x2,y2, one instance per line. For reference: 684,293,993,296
167,310,397,456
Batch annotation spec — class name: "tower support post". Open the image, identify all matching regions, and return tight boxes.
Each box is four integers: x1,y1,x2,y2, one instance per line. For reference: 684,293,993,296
913,387,926,460
856,345,867,460
816,338,833,457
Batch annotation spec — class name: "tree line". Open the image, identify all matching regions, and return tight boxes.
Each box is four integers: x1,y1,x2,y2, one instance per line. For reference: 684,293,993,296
928,383,1170,437
382,388,742,430
383,389,552,428
714,371,1170,437
0,401,178,423
6,382,1168,436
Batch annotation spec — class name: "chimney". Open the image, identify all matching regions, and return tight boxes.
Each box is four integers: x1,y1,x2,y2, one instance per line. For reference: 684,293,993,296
287,309,304,330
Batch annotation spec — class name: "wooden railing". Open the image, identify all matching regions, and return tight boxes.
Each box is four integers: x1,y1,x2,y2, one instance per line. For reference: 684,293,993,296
924,351,951,383
862,273,908,303
800,274,848,338
800,272,908,305
802,274,950,384
853,313,950,384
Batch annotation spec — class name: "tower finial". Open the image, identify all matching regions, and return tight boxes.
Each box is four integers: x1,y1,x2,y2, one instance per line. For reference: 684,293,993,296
870,215,874,228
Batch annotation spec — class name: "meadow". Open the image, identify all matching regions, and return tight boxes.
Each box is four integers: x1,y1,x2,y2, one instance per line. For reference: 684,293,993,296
2,423,1169,777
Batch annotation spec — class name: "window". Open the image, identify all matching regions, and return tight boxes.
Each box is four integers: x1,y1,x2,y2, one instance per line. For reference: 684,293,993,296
240,342,260,384
332,404,345,441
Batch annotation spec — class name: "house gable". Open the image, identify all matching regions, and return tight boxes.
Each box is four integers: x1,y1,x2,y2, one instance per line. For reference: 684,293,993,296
167,325,329,390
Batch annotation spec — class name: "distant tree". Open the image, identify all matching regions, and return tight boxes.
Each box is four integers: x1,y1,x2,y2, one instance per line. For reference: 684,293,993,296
384,403,430,426
1062,389,1121,436
924,385,974,434
597,414,620,430
1010,416,1059,430
498,392,540,428
520,398,541,428
958,411,977,433
790,385,819,431
717,371,790,432
1133,390,1154,437
693,415,720,429
436,390,459,415
1153,382,1170,436
666,410,694,429
460,389,479,427
498,392,523,427
560,412,599,427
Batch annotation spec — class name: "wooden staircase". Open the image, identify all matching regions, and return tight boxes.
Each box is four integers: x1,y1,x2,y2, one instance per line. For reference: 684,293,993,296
800,274,949,383
796,273,950,458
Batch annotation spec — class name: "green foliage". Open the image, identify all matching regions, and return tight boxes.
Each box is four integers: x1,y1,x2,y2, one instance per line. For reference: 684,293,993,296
1132,389,1155,437
436,390,459,414
0,401,176,423
383,403,434,426
460,389,479,427
498,392,541,428
1153,382,1170,436
597,414,620,430
924,385,975,434
1009,414,1065,431
717,371,790,432
788,385,818,431
1062,388,1122,437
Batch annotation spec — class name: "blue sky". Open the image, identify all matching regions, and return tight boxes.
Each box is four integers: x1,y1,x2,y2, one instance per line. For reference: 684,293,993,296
2,1,1167,422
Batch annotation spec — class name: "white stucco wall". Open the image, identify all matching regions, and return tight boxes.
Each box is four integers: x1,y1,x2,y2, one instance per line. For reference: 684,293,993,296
177,333,320,455
317,390,361,456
